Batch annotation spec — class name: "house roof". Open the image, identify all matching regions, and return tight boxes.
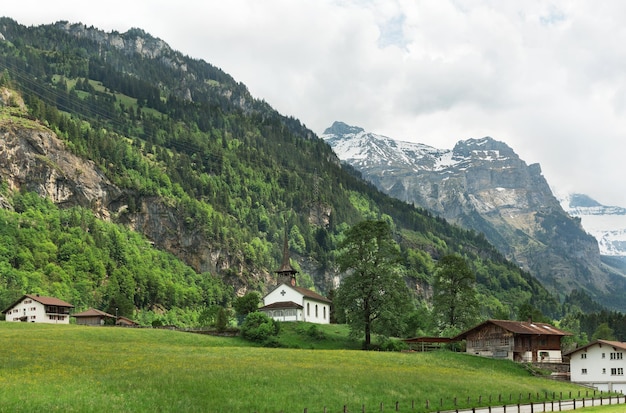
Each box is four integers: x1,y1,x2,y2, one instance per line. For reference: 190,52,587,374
2,294,74,314
454,319,572,340
259,301,304,310
564,339,626,357
72,308,115,318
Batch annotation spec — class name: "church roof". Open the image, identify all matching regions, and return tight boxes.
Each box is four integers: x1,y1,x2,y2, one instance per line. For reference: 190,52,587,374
264,283,332,304
292,286,332,303
259,301,304,310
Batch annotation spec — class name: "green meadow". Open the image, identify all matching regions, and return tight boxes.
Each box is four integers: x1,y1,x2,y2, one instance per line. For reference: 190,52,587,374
0,322,605,413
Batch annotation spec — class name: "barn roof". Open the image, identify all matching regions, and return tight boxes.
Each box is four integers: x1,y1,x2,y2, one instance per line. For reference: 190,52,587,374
454,319,572,340
116,316,139,325
72,308,115,318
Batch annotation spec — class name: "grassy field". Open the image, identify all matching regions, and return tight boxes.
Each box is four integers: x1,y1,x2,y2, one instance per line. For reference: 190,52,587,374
0,322,611,413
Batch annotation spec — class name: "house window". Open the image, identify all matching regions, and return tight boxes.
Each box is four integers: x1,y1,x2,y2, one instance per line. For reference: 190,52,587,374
581,353,587,359
602,353,606,359
307,303,310,316
603,368,606,374
610,352,623,360
315,305,318,318
611,368,624,376
582,369,587,375
323,306,326,319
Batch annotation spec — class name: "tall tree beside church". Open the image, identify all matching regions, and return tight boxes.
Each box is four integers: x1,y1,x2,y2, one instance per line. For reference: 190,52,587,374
334,220,412,349
432,254,480,334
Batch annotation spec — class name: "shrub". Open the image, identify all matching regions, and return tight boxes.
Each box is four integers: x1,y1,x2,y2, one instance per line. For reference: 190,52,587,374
215,307,231,333
240,312,280,343
377,338,409,352
307,324,326,340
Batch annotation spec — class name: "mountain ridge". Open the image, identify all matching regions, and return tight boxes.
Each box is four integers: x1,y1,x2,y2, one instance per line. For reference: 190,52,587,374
323,121,626,309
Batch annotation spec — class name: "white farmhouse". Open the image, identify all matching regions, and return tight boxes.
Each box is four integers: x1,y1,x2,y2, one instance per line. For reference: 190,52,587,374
567,340,626,392
2,294,74,324
259,227,331,324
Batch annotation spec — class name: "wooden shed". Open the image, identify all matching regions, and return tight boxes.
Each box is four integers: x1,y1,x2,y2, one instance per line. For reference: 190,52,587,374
72,308,116,326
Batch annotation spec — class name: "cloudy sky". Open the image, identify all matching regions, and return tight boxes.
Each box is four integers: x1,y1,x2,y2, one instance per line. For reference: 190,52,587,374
4,1,626,206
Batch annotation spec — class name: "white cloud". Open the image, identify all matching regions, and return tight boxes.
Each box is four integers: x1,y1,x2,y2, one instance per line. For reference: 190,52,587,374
3,0,626,206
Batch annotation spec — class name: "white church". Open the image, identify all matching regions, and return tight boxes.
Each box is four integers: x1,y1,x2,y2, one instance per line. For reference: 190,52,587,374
259,230,331,324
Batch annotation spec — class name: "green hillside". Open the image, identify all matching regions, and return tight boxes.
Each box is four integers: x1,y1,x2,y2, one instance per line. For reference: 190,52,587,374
0,17,578,332
0,323,591,413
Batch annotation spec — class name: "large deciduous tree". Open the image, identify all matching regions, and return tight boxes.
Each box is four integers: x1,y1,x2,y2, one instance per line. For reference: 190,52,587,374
335,220,412,349
432,254,479,334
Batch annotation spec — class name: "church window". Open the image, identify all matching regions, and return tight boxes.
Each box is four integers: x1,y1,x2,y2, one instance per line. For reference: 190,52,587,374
307,303,310,316
315,305,318,318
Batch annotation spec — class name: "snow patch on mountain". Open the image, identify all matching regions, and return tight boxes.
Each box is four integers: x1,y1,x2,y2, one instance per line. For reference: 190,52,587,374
558,192,626,257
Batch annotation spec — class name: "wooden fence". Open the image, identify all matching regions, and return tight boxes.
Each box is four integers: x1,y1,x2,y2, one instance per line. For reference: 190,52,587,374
262,391,625,413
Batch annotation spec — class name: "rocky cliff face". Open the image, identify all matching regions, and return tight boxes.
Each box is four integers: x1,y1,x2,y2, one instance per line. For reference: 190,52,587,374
323,121,621,298
0,88,273,294
0,91,121,218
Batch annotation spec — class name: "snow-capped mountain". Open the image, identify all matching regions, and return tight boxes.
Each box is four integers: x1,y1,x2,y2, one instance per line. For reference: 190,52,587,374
323,121,626,307
558,193,626,257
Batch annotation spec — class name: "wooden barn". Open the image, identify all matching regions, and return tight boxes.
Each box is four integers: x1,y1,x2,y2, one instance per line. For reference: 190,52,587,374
454,319,571,363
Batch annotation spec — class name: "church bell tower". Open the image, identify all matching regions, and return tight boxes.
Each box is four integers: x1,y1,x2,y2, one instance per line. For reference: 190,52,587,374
275,226,298,286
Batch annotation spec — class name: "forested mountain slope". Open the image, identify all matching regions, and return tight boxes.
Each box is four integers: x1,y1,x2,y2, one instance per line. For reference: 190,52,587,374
0,18,561,324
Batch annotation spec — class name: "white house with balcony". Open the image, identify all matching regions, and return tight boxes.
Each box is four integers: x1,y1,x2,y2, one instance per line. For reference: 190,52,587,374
567,340,626,392
2,294,74,324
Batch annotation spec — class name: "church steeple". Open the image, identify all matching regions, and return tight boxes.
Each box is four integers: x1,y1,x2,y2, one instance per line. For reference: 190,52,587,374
275,225,298,286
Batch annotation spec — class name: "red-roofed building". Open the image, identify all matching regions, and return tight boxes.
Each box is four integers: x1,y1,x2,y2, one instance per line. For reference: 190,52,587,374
2,294,73,324
454,319,572,363
72,308,116,326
